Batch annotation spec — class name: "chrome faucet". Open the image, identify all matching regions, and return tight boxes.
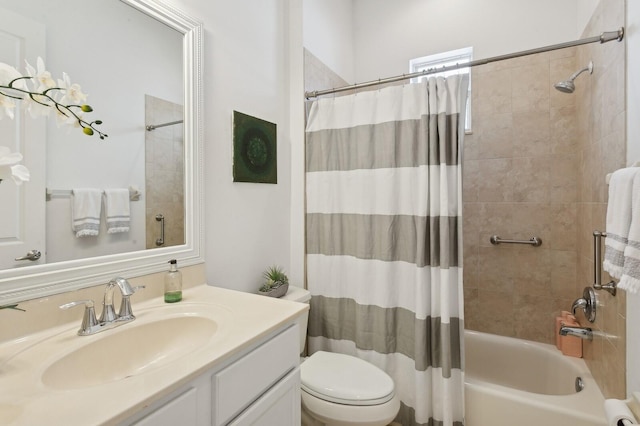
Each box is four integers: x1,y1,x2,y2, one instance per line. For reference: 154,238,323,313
570,287,597,323
99,277,136,323
571,298,588,315
559,325,593,340
60,277,144,336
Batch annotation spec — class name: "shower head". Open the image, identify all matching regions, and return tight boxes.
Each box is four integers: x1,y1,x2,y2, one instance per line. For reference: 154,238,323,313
554,61,593,94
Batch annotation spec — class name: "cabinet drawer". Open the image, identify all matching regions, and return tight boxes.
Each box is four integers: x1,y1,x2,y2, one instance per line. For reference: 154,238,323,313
229,368,300,426
213,325,299,425
132,387,198,426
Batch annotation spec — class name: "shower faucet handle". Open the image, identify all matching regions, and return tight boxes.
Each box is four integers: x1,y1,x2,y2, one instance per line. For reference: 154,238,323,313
570,287,596,323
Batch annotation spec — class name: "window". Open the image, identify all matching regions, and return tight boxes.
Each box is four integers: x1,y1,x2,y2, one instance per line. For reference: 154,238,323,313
409,46,473,133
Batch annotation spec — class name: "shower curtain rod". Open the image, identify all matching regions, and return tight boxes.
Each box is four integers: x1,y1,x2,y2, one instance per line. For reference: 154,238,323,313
146,119,183,131
304,27,624,99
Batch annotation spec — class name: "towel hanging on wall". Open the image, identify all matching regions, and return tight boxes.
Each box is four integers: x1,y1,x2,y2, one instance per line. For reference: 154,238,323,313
71,188,102,237
619,172,640,293
104,188,131,234
603,168,640,278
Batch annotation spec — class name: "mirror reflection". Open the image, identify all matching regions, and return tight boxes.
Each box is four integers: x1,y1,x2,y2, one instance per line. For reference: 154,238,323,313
0,0,185,270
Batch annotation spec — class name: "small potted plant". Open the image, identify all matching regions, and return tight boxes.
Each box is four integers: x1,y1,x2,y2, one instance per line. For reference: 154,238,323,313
258,265,289,298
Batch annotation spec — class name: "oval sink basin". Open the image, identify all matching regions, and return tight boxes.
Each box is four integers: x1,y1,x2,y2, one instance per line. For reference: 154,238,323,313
0,404,22,424
42,315,217,390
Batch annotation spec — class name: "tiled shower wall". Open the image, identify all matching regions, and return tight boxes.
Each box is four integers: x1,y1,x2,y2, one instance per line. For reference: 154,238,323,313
574,0,626,399
304,49,349,106
462,48,581,344
144,95,185,249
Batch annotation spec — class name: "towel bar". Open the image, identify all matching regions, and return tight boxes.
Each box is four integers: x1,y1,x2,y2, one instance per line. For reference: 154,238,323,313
489,235,542,247
46,186,141,201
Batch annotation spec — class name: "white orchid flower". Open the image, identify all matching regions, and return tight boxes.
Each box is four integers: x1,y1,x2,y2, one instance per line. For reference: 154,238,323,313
0,95,16,120
0,63,27,120
58,72,87,105
23,58,56,118
0,146,30,185
55,106,81,128
25,57,56,92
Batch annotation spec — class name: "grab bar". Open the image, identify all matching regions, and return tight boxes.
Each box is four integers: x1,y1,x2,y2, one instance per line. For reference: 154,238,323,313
155,214,165,246
593,230,617,296
489,235,542,247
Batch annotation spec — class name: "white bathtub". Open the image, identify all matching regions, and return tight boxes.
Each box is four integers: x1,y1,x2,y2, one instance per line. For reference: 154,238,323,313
464,330,606,426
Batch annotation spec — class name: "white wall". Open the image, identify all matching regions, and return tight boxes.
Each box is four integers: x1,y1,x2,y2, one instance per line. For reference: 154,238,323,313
576,0,600,36
627,0,640,397
351,0,579,82
303,0,355,83
162,0,299,294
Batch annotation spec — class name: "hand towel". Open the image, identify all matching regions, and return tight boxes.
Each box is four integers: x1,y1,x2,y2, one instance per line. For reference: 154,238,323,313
619,171,640,293
603,168,640,279
71,188,102,237
104,188,130,234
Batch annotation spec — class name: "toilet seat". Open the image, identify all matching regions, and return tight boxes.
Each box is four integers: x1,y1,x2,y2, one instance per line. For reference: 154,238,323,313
301,351,395,406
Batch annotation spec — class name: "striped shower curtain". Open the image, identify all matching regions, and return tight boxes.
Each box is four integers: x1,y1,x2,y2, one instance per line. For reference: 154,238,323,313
305,75,468,426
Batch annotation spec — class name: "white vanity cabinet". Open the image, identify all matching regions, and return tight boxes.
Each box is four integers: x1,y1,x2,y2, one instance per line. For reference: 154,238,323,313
123,324,300,426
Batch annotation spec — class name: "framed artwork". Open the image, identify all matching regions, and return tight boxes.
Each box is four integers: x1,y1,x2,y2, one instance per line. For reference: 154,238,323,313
232,111,277,184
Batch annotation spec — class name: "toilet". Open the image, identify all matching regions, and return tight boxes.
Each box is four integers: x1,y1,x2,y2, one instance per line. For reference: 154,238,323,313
282,286,400,426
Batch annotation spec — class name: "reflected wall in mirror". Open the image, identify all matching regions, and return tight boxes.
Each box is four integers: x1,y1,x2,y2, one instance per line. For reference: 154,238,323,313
0,0,203,304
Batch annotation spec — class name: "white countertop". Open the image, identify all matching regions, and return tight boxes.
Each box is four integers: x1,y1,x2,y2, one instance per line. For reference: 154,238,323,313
0,285,308,425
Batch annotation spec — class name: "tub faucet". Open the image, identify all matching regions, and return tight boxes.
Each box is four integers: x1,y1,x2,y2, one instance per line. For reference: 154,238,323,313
559,325,593,340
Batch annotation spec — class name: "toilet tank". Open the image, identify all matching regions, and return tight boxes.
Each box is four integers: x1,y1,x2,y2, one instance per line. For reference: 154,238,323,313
281,286,311,354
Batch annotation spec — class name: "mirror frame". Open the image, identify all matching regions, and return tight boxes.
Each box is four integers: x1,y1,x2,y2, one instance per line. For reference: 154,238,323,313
0,0,203,305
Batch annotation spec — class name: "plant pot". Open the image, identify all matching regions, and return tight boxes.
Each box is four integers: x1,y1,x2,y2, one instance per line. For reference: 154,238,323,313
258,283,288,298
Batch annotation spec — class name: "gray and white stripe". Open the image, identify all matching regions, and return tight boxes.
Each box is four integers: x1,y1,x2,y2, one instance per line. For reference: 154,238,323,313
306,76,468,426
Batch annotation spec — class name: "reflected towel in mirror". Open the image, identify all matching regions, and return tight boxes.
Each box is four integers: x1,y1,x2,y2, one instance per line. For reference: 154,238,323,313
71,188,102,237
104,188,130,234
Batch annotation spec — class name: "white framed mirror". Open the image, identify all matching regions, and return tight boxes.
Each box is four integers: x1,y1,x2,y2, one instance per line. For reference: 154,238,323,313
0,0,203,304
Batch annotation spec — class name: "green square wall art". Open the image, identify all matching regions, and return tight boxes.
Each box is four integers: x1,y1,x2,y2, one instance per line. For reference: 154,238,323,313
233,111,277,184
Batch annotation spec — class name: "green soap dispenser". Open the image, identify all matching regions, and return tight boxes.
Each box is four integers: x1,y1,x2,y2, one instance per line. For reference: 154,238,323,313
164,259,182,303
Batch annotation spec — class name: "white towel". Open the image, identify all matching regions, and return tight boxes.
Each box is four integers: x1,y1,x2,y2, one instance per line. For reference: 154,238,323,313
603,168,640,279
619,172,640,293
71,188,102,237
104,188,130,234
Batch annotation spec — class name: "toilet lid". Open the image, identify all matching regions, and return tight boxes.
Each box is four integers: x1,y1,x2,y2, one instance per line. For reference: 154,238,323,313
301,351,395,406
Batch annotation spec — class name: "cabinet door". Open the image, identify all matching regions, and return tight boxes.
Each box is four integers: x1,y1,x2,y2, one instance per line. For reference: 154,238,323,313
132,387,198,426
230,368,300,426
214,325,299,425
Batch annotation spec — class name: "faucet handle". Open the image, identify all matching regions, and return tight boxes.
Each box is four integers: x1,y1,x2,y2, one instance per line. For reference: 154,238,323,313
60,300,99,336
118,285,146,320
570,287,597,323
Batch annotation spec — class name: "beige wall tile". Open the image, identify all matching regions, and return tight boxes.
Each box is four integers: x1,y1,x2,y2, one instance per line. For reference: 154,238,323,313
512,111,550,157
477,158,513,201
472,69,512,116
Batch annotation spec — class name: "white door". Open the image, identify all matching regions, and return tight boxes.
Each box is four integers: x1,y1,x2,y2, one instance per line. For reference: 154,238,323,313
0,8,46,268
